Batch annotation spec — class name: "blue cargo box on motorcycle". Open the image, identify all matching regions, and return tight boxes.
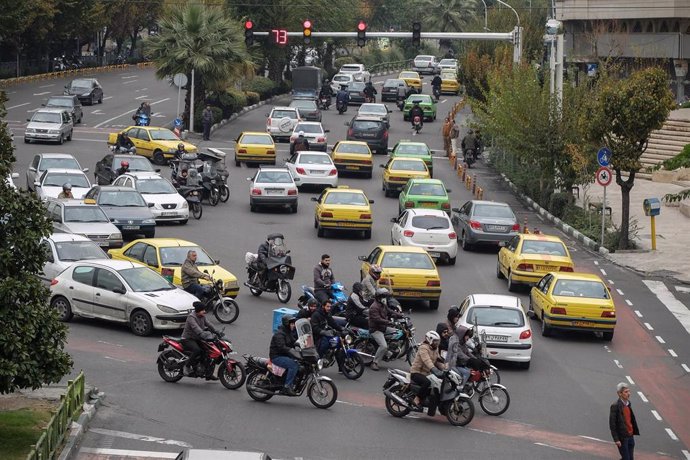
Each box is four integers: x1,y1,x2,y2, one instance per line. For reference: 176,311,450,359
272,308,299,333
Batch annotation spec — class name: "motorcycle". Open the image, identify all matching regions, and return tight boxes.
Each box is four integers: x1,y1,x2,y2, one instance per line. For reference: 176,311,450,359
156,329,246,390
336,100,348,115
320,328,365,380
198,272,240,324
412,116,423,135
134,113,150,126
318,96,331,111
244,319,338,409
383,367,475,426
177,185,203,220
297,281,348,315
244,233,295,303
352,314,419,365
462,325,509,415
463,149,476,168
432,86,441,102
364,93,376,103
200,149,230,203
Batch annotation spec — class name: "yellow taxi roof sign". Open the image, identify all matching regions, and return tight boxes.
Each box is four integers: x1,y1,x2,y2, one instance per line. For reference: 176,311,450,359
83,198,97,204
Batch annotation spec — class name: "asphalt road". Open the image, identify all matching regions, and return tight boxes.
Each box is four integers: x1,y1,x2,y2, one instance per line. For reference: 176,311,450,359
4,68,690,460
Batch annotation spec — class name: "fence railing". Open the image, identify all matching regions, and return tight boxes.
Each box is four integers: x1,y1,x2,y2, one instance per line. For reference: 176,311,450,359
369,59,412,74
0,62,154,88
26,371,85,460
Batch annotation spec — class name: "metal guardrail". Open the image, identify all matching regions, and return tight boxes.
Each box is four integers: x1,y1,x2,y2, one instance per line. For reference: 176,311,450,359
26,371,85,460
0,62,154,88
368,59,413,74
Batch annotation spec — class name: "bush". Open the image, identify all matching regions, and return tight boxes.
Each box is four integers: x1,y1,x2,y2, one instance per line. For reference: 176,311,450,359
560,204,635,252
662,143,690,171
244,91,260,105
548,192,573,219
243,76,276,100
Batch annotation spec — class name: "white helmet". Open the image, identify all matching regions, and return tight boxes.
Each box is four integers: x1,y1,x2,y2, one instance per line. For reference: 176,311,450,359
424,330,441,344
298,130,305,137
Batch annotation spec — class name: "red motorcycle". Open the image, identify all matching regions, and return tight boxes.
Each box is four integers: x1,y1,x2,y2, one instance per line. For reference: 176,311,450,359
156,331,246,389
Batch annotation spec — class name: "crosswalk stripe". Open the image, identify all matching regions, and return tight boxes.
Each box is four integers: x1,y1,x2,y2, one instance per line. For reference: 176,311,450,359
79,447,178,458
642,280,690,335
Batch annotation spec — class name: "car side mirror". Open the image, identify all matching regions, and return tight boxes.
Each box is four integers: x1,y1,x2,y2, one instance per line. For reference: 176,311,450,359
379,164,385,168
387,147,393,153
498,241,507,247
155,169,161,173
203,269,209,274
26,118,31,122
29,166,36,172
445,189,452,193
147,202,154,207
357,256,367,261
265,113,270,117
83,168,89,173
390,217,397,223
214,259,220,264
41,103,46,107
527,310,536,319
34,181,41,187
113,287,126,294
324,129,330,133
246,177,252,181
369,200,374,204
452,207,460,213
311,197,318,202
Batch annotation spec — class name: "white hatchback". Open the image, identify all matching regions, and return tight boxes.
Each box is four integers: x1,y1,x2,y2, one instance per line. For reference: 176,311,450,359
331,73,354,93
112,172,189,224
39,233,108,285
289,121,329,153
35,168,92,200
266,107,302,141
456,293,533,369
285,151,338,189
390,209,458,265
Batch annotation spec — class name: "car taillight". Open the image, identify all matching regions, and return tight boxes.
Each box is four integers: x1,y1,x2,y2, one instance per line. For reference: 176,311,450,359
360,213,371,219
448,232,457,239
287,189,297,196
321,212,333,218
601,311,616,318
559,266,574,272
551,307,567,315
251,188,262,195
296,167,306,174
517,263,534,271
441,202,450,209
469,220,482,229
267,119,271,126
328,169,337,176
267,150,276,155
512,223,521,231
383,131,388,140
238,149,247,154
347,128,353,137
405,201,414,208
50,279,58,286
403,230,415,237
317,137,325,143
426,280,440,287
519,329,532,340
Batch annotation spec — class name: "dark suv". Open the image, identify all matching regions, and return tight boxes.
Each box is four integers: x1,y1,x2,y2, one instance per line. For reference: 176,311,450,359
345,116,389,155
43,95,83,124
64,78,103,105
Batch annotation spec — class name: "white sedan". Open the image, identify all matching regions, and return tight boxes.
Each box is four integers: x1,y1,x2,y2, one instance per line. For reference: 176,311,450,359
456,293,532,369
39,233,108,285
390,209,458,265
34,168,92,200
49,259,197,336
289,121,329,153
112,172,189,224
285,151,338,189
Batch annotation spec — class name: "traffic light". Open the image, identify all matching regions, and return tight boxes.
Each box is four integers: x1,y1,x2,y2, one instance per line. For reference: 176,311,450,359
412,22,421,46
303,19,313,45
357,20,367,47
244,20,254,46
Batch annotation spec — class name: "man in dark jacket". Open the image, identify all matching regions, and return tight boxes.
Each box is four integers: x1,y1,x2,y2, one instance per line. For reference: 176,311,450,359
368,288,400,371
436,307,460,354
181,302,219,379
345,282,369,329
311,300,343,358
313,254,335,305
269,315,299,396
95,154,116,185
297,298,318,320
202,104,213,141
609,382,640,460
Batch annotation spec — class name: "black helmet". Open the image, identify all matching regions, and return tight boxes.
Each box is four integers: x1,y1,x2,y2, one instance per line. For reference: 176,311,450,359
281,315,296,329
374,287,390,300
306,298,318,308
193,301,205,313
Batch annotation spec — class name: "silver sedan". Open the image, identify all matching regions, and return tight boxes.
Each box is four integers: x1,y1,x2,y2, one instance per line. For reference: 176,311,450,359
451,200,520,250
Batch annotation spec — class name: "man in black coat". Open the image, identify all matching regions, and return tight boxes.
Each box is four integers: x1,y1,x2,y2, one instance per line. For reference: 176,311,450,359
269,315,299,395
609,382,640,460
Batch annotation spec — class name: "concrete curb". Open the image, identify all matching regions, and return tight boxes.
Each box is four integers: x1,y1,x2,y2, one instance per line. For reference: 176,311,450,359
57,388,106,460
499,173,610,256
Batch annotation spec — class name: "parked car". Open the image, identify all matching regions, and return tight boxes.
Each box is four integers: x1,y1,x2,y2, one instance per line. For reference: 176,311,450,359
248,166,298,213
338,63,370,82
26,153,85,191
289,121,329,153
24,108,73,144
34,168,92,200
39,233,108,285
285,151,338,189
331,73,354,93
64,78,103,105
451,200,520,250
413,55,440,75
84,186,157,239
45,198,123,248
289,99,321,122
266,106,302,142
112,172,189,224
390,209,457,265
345,116,389,155
43,95,83,124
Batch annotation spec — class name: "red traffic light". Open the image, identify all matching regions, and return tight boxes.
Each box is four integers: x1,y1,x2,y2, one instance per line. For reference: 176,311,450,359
303,19,312,29
244,20,253,30
357,21,367,31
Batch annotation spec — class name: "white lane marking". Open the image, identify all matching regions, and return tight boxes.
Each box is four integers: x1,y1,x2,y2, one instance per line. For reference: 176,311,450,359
656,336,666,344
634,309,642,317
103,96,113,101
39,84,54,88
469,428,496,435
79,448,177,458
135,94,148,100
440,99,447,103
27,108,39,113
668,349,677,357
98,340,123,347
74,138,110,143
122,75,138,79
683,364,690,373
123,80,139,85
593,261,599,265
676,286,690,293
626,375,635,385
604,345,611,353
626,300,634,306
608,279,615,285
94,98,170,128
600,268,607,276
534,443,572,453
616,288,624,296
6,102,30,110
682,449,690,459
89,428,192,447
637,391,648,403
91,110,104,115
613,359,623,368
666,428,678,440
336,400,362,407
135,88,149,92
644,322,654,330
578,435,609,443
104,356,127,363
642,280,690,335
33,91,50,96
651,410,662,421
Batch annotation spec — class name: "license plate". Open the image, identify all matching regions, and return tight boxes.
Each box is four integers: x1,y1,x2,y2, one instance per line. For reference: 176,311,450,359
98,241,110,247
486,335,509,342
162,211,177,216
122,225,139,230
338,222,360,227
573,321,596,327
536,265,552,271
420,202,437,208
428,252,441,258
308,170,323,175
486,225,506,232
399,291,423,297
346,166,359,170
266,190,282,195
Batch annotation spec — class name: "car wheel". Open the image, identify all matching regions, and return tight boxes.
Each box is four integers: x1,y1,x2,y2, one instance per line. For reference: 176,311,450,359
291,203,298,213
429,300,440,310
540,312,552,337
235,158,241,167
519,361,531,370
98,95,103,104
496,259,505,279
152,150,166,166
317,226,325,237
67,130,73,141
179,219,188,225
250,203,256,213
24,138,30,144
363,229,371,239
461,232,472,251
507,271,517,292
602,331,614,341
144,229,155,238
51,296,73,322
449,256,456,266
365,170,372,179
58,134,64,145
130,309,154,336
91,95,95,105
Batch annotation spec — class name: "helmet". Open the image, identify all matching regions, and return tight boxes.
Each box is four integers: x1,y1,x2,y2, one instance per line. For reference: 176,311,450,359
121,161,129,168
413,100,420,105
281,314,297,329
62,183,72,191
193,301,205,313
374,288,390,300
369,264,383,280
425,330,441,344
298,131,305,137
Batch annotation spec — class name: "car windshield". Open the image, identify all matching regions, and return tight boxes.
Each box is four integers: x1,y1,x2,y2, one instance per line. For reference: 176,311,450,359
341,65,361,72
409,183,446,196
159,246,215,266
99,191,146,207
473,204,515,219
441,72,457,80
113,157,153,172
255,171,292,183
41,158,80,170
352,120,383,131
69,81,91,91
241,134,273,145
349,83,365,91
416,56,432,61
467,306,524,327
408,96,431,104
299,154,331,165
395,144,429,155
359,104,386,114
291,101,316,110
553,280,609,299
335,143,369,155
149,130,178,141
324,192,367,205
137,178,177,194
381,252,434,270
55,241,107,261
521,240,568,256
440,59,456,65
294,124,322,134
410,215,450,230
120,267,175,292
383,79,403,88
46,98,73,107
31,112,62,124
333,75,351,82
44,173,89,188
64,206,109,223
400,72,418,78
390,159,426,171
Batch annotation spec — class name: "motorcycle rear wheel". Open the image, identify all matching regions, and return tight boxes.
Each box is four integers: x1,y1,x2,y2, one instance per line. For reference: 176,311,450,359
213,298,239,324
446,397,475,426
307,380,338,409
246,372,273,402
209,188,220,206
219,361,246,390
219,185,230,202
277,280,291,303
478,385,510,416
191,202,202,219
385,387,411,417
157,351,184,383
342,353,365,380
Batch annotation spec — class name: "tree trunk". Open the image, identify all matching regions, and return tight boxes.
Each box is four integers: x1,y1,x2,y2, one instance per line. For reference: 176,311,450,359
324,42,334,74
615,168,635,250
129,29,139,57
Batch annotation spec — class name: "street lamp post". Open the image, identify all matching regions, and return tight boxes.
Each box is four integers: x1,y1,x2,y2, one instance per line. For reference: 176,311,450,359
479,0,489,31
545,19,564,110
495,0,521,64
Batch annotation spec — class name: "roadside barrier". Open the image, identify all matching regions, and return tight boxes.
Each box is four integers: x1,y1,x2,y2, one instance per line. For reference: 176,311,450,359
26,371,85,460
0,62,153,88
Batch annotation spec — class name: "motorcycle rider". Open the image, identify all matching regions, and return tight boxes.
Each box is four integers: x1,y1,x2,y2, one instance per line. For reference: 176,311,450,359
446,324,484,387
368,288,402,371
181,250,212,298
313,254,335,306
175,142,187,157
363,80,377,102
409,101,424,132
254,235,275,285
95,154,115,185
291,131,310,155
173,168,189,188
181,301,220,380
410,330,446,409
345,282,370,329
311,299,344,358
336,84,350,109
115,160,130,177
436,307,461,354
297,298,319,320
461,129,479,160
132,102,151,123
269,315,300,396
361,264,382,304
57,183,73,199
319,83,334,107
431,74,443,98
115,132,135,152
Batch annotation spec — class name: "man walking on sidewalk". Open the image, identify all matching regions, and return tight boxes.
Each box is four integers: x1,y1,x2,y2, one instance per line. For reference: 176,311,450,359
202,105,213,141
449,119,460,160
609,382,639,460
442,115,452,156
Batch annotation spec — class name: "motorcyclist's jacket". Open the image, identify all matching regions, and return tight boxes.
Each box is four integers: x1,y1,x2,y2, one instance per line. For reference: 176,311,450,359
311,307,342,339
181,259,206,288
181,312,217,340
269,325,297,359
313,263,335,290
409,105,424,121
345,292,368,321
446,325,473,367
431,76,442,88
410,342,442,375
336,90,350,104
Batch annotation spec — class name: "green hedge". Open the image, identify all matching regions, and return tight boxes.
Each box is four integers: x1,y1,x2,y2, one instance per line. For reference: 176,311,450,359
243,76,277,100
244,91,260,105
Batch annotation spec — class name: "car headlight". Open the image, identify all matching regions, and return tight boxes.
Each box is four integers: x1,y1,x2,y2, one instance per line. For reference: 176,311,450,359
142,219,156,224
279,265,289,274
224,280,239,290
110,233,122,240
157,304,178,314
48,130,60,134
181,201,188,209
81,93,91,97
317,359,323,370
25,128,35,133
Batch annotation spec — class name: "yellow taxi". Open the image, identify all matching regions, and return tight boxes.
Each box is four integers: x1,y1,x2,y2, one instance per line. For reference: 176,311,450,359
234,131,276,166
107,127,197,166
529,272,616,341
398,71,422,93
359,245,441,309
381,157,430,197
330,141,373,178
497,233,574,292
312,186,373,239
108,238,239,297
440,70,461,95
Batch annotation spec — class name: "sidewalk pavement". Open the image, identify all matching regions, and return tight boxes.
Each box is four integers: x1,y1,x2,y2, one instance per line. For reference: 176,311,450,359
578,178,690,284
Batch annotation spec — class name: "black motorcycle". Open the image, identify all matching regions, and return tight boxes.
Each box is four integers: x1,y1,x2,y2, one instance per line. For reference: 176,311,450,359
198,272,240,324
433,85,441,102
336,100,348,115
463,149,476,168
318,96,331,111
177,185,203,219
244,233,295,303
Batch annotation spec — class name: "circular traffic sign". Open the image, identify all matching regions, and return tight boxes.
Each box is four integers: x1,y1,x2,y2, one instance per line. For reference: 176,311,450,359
597,147,611,167
172,73,188,88
596,166,612,187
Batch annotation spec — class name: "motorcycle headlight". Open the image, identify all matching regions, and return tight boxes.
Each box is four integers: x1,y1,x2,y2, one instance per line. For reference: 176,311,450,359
157,304,178,313
345,334,353,345
317,359,323,370
142,219,156,224
279,265,289,274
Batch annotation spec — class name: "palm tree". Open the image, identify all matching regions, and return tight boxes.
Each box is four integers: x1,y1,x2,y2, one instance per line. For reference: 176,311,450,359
416,0,479,51
145,4,254,129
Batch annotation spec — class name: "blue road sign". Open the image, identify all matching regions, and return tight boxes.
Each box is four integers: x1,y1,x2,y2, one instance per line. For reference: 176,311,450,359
597,147,611,167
